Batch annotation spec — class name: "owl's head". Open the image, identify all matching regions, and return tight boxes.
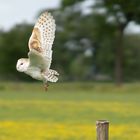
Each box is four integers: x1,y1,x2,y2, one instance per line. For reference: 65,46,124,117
16,58,29,72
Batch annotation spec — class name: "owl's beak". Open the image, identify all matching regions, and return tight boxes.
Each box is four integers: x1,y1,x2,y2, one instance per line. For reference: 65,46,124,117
16,66,20,71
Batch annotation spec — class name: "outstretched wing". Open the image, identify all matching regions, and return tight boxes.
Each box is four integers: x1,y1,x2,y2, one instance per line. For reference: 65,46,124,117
28,12,56,69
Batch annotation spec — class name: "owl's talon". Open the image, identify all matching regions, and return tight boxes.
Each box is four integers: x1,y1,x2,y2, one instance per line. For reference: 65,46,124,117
44,83,49,91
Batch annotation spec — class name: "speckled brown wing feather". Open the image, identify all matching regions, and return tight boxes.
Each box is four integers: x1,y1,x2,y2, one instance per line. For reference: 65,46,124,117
28,12,56,57
28,28,42,53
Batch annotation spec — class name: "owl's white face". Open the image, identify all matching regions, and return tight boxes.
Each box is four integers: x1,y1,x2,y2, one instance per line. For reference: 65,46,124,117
16,58,29,72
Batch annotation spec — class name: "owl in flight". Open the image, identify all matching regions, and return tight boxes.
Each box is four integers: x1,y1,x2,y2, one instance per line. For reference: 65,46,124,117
16,12,59,90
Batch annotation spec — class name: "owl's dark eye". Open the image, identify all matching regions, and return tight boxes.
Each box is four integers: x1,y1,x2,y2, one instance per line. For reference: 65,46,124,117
21,63,23,65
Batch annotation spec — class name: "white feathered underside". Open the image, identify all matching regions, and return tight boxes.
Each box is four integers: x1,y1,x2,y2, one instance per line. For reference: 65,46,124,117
34,12,56,58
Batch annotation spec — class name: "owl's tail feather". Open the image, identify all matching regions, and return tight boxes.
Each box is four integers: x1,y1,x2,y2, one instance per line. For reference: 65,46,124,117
45,69,59,82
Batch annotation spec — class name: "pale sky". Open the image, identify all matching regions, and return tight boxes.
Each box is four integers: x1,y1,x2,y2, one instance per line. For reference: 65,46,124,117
125,21,140,34
0,0,140,34
0,0,60,30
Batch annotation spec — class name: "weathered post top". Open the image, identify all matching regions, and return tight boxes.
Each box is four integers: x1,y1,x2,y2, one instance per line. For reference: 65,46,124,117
96,120,109,140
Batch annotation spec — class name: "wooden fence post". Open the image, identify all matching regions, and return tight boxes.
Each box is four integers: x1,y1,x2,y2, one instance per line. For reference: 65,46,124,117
96,120,109,140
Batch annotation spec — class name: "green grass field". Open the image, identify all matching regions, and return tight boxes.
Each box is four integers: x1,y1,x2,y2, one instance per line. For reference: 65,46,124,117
0,82,140,140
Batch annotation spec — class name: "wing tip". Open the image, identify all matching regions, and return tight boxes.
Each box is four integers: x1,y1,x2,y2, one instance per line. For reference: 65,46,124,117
40,11,54,19
36,11,55,26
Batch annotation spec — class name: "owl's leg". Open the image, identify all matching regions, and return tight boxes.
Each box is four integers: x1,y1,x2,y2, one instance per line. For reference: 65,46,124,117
41,69,59,91
44,82,49,91
42,79,49,91
41,72,49,91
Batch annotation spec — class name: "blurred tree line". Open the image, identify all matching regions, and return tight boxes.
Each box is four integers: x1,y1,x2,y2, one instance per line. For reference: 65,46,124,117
0,0,140,85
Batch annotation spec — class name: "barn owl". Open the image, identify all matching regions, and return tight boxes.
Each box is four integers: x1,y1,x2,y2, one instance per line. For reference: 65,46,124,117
16,12,59,90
